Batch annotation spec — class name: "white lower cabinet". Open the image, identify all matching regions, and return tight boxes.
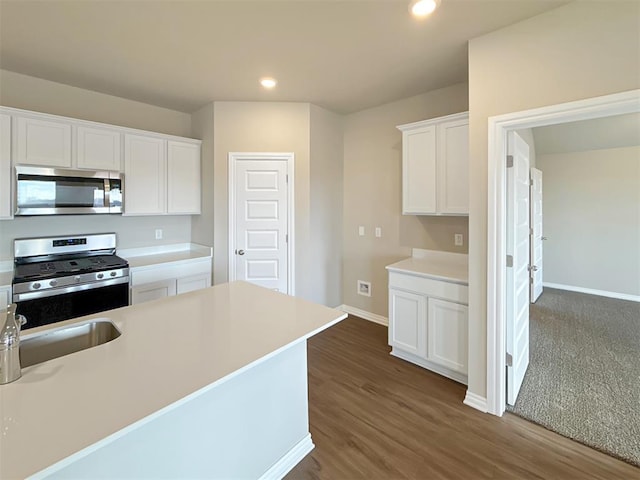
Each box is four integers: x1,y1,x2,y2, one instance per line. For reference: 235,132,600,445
388,272,468,384
131,279,177,305
130,258,211,305
0,285,11,311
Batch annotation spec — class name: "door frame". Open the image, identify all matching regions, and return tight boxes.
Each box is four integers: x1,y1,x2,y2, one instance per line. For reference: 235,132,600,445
486,89,639,416
228,152,295,295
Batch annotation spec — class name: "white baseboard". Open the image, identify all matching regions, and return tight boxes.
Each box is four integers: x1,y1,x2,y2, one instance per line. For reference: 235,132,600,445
543,282,639,302
391,348,467,385
259,433,314,480
463,391,488,413
338,304,388,326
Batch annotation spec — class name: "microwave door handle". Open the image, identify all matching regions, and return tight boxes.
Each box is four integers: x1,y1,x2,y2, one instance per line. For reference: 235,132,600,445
104,178,111,209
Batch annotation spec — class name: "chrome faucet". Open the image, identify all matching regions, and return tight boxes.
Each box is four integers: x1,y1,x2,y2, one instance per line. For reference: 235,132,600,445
0,304,27,384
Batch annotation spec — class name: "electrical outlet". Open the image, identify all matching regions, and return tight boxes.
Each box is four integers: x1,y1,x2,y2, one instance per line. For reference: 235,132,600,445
357,280,371,297
454,233,463,246
375,227,382,238
155,229,163,240
358,226,365,236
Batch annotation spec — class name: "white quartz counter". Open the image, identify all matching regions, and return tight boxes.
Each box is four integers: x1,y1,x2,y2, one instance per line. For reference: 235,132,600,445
118,242,212,269
386,248,468,285
0,281,346,479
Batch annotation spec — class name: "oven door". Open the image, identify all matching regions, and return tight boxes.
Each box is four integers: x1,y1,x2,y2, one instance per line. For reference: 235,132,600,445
15,166,121,215
15,281,129,330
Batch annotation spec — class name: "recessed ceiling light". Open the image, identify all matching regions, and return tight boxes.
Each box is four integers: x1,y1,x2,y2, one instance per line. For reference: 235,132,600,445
260,77,277,89
410,0,440,17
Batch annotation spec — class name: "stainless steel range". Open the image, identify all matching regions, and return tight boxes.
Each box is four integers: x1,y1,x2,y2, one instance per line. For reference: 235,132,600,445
12,233,129,330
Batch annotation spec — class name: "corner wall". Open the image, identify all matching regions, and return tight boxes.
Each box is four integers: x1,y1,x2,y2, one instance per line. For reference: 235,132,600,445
342,83,469,317
468,1,640,399
310,105,344,307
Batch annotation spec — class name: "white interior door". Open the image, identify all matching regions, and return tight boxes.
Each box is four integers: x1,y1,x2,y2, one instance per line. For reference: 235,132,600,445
530,168,543,303
230,154,291,293
506,131,530,406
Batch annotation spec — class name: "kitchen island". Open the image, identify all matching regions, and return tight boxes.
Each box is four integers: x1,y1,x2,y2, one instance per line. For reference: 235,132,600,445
0,281,347,479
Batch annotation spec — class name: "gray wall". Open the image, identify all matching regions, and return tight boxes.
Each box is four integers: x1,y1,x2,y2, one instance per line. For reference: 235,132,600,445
537,146,640,296
310,104,344,307
191,103,215,249
0,70,195,261
342,83,469,317
468,1,640,399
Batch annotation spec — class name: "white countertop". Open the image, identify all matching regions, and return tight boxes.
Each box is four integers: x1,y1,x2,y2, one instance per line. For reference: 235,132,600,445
386,248,469,284
0,281,346,479
118,243,212,269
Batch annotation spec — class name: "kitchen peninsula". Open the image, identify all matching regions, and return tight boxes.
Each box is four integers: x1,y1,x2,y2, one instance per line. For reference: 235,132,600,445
0,281,347,479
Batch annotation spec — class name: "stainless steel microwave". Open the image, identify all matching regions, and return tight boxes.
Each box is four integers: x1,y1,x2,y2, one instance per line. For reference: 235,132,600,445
15,166,123,216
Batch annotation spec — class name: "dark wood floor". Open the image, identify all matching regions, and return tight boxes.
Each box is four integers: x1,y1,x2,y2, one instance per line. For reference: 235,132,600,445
287,316,640,480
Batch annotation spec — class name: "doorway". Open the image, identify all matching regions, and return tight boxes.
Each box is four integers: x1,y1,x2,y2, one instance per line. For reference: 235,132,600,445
228,152,295,295
485,89,640,416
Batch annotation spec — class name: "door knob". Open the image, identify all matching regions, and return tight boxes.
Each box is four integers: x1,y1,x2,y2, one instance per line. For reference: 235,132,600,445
541,236,548,241
236,249,245,256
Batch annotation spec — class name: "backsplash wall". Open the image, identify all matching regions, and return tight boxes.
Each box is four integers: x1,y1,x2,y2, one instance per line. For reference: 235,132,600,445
0,216,192,261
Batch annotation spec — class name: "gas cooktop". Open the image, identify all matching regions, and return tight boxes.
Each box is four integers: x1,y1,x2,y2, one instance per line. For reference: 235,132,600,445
13,254,129,283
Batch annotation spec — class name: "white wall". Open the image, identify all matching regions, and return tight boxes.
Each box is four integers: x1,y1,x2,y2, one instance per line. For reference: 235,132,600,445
0,70,195,261
468,1,640,399
537,146,640,297
342,83,469,317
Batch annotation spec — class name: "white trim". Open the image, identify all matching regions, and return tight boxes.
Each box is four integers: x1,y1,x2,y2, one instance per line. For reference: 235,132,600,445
543,282,640,303
391,347,468,385
258,434,314,480
463,391,488,413
486,89,640,417
338,304,388,326
228,152,295,296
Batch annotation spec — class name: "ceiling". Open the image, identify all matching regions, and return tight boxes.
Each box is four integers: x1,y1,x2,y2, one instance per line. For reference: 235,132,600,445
0,0,567,114
533,113,640,155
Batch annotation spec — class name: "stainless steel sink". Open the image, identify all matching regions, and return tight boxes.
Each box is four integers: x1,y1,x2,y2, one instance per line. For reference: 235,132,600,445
20,319,121,368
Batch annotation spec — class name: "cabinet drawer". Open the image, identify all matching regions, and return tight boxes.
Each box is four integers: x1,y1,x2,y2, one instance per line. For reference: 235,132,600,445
388,272,468,304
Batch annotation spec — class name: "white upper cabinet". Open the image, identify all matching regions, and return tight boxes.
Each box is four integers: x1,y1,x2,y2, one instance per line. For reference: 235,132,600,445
398,112,469,216
0,114,12,220
403,125,437,214
75,125,122,171
16,116,72,168
123,134,167,216
167,140,201,214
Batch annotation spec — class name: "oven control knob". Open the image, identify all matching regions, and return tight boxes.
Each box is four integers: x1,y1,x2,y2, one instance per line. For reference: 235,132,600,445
110,271,117,277
97,273,104,279
32,282,41,290
49,280,58,287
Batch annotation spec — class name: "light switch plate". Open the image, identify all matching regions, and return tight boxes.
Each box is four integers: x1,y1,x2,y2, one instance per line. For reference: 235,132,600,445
358,226,365,236
375,227,382,238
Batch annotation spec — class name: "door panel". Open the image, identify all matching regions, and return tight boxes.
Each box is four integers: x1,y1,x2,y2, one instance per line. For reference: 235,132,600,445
427,298,468,374
506,131,530,406
388,289,426,357
233,158,289,293
530,168,543,302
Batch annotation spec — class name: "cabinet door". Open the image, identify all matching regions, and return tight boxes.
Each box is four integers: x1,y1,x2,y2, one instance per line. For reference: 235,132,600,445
176,273,210,295
76,125,122,171
123,134,166,215
389,288,427,357
437,118,469,215
16,116,72,167
131,279,176,305
403,126,437,215
427,298,468,374
167,141,201,214
0,114,12,219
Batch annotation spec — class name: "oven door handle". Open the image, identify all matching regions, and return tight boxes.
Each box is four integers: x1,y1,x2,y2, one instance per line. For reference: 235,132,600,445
13,277,129,302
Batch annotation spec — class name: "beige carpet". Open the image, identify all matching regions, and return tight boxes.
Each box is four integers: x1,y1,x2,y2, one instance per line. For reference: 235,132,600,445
508,288,640,466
